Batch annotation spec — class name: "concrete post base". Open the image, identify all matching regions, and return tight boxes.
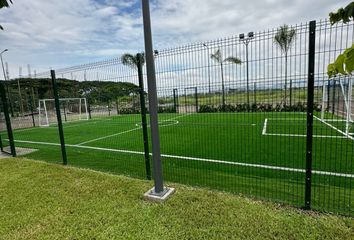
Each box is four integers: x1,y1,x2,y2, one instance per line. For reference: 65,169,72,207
144,187,175,202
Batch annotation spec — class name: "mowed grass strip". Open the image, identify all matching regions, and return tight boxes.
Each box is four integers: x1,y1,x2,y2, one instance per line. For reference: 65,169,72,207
0,158,353,240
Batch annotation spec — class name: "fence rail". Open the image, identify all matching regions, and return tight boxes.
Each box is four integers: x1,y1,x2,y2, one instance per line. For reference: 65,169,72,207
0,19,353,216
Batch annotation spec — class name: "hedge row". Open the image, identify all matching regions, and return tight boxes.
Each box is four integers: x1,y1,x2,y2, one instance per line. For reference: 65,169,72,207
198,102,321,113
117,102,321,114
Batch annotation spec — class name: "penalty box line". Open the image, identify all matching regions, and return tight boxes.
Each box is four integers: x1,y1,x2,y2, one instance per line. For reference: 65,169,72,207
262,118,349,139
76,113,193,146
9,138,354,179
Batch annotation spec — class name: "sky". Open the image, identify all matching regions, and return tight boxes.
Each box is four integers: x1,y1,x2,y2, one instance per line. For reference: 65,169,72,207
0,0,349,78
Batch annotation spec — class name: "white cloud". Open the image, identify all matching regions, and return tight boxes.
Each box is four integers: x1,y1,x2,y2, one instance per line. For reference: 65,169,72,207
0,0,349,77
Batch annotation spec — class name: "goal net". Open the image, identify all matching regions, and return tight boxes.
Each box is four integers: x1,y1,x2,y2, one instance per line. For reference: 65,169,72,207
39,98,89,127
321,77,353,136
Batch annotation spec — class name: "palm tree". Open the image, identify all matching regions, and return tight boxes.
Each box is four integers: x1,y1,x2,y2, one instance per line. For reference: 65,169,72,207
121,53,145,71
211,49,241,109
274,25,296,106
121,52,151,180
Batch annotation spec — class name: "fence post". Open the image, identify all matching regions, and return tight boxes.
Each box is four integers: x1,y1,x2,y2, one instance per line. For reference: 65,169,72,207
137,53,151,180
51,70,67,165
142,0,174,200
305,20,316,210
173,89,178,113
195,87,198,113
28,94,35,127
116,98,119,115
254,82,257,106
87,101,92,119
0,80,16,156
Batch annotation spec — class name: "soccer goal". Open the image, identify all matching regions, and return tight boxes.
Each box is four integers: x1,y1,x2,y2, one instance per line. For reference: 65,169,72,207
38,98,89,127
321,77,353,137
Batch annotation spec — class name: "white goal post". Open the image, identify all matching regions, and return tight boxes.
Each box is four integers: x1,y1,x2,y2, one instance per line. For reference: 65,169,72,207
38,98,89,127
321,77,353,136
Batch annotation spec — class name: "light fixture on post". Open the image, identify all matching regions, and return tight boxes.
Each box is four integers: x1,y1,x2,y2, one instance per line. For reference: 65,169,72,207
239,32,254,111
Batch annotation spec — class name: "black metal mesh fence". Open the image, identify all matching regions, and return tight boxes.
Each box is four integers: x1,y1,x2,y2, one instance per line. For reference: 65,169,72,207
1,19,353,215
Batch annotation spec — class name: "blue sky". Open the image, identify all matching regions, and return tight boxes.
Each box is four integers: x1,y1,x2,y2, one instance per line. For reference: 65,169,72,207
0,0,349,77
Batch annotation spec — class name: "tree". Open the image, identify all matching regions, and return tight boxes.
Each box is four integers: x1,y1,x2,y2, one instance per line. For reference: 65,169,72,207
210,49,241,109
328,2,354,77
0,0,13,30
121,52,151,179
274,25,296,106
121,53,145,71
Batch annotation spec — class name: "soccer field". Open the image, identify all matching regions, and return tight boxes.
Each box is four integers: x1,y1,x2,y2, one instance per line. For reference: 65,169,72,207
3,111,354,214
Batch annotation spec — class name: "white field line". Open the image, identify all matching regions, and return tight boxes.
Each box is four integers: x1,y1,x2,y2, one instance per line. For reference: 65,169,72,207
13,127,40,133
76,127,142,146
77,113,192,146
314,115,354,141
262,118,268,135
135,120,179,128
266,118,306,121
12,118,113,134
262,118,348,139
9,139,354,179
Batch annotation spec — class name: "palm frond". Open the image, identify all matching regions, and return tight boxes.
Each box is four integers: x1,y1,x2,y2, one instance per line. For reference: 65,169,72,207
224,57,242,64
121,54,137,70
0,0,12,9
1,0,13,30
211,49,222,63
274,24,297,55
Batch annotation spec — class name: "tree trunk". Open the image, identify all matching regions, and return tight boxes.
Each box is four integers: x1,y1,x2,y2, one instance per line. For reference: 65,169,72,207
284,54,288,106
220,62,225,110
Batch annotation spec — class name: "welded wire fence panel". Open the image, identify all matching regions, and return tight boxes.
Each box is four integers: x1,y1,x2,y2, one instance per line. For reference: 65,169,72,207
3,74,63,163
312,20,354,214
154,23,310,209
7,19,353,215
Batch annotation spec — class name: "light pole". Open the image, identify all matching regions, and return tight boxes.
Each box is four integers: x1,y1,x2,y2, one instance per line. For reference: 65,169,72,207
0,49,14,117
239,32,254,111
203,43,211,104
142,0,174,201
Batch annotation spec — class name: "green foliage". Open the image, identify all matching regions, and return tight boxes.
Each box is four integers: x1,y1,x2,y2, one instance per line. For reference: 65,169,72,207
0,0,12,9
3,78,140,105
327,2,354,78
121,53,145,70
198,102,319,113
328,45,354,78
224,57,242,64
329,2,354,24
0,0,12,30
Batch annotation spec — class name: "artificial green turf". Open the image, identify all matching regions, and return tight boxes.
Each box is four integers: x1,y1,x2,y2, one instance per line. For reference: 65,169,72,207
1,111,353,215
0,158,353,240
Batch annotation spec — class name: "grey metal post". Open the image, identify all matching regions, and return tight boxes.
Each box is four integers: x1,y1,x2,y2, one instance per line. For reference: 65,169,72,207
141,0,165,194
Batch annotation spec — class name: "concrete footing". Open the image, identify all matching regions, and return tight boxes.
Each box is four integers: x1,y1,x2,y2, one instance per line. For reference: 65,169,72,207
144,187,175,202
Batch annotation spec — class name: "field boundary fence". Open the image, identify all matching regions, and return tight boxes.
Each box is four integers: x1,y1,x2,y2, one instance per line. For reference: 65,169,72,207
0,19,353,215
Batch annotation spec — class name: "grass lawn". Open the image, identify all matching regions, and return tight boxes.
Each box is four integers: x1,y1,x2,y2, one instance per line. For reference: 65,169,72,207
0,158,353,240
